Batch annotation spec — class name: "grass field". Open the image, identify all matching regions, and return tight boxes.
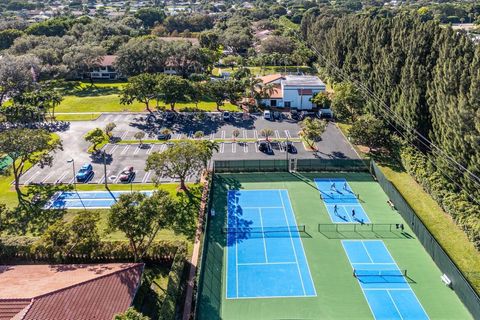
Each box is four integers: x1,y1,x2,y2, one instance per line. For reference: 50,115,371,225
197,172,471,320
336,122,480,295
56,81,237,114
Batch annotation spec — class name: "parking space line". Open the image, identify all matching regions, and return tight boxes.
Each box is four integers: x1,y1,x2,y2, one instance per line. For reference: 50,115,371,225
121,145,130,155
221,131,225,139
255,142,260,153
254,130,258,139
41,172,55,183
243,130,247,139
120,131,129,140
232,143,236,153
210,133,215,140
142,171,152,183
279,142,285,153
24,171,41,185
146,145,154,155
110,145,119,154
113,169,124,184
285,130,291,139
275,130,280,139
220,143,225,153
133,145,141,155
56,171,68,184
244,143,248,153
160,144,167,152
113,115,122,122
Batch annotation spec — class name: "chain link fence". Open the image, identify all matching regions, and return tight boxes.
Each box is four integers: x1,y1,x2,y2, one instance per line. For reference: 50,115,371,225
370,161,480,318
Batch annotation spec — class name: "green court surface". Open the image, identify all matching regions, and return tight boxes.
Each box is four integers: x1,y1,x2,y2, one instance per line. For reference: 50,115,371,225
197,172,472,320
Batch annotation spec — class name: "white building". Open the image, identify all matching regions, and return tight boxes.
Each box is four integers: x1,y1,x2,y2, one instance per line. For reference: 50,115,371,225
259,74,326,110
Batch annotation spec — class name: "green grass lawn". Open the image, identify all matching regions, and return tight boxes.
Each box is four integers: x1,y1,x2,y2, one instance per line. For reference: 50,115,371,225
197,173,471,320
54,113,101,121
336,122,480,295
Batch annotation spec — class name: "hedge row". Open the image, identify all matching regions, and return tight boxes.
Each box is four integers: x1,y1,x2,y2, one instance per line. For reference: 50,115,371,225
400,146,480,249
0,236,180,264
159,242,188,320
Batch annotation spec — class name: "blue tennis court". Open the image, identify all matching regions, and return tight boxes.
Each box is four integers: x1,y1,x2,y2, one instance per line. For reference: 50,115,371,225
342,240,429,320
46,190,154,209
225,189,316,299
315,178,370,223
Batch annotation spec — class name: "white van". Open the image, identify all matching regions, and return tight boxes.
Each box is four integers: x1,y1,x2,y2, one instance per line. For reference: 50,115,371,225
263,110,272,120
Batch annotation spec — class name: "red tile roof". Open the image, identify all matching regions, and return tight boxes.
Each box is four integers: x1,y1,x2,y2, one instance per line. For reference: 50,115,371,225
269,87,283,99
0,264,143,320
259,74,284,84
99,55,117,67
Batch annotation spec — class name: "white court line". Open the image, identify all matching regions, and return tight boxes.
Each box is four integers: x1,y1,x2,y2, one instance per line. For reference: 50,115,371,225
361,242,374,263
241,206,284,209
364,288,411,291
386,290,405,320
278,190,306,296
258,208,269,263
237,262,297,266
235,226,239,298
121,145,130,155
219,143,224,153
24,171,41,185
231,143,236,153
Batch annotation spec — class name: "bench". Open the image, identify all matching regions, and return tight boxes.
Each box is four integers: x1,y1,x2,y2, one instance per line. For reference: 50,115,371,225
441,274,452,288
387,200,395,210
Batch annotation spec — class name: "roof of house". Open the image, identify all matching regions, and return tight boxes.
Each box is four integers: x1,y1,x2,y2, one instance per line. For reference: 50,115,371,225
269,86,283,99
0,263,143,320
99,55,117,67
283,75,325,87
259,74,284,85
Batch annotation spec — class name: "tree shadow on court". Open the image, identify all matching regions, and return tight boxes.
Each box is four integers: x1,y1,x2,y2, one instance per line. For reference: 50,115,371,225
171,185,203,241
6,184,71,235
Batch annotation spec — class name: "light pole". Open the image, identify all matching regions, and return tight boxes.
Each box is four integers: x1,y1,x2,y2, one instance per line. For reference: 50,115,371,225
286,137,289,172
67,159,76,191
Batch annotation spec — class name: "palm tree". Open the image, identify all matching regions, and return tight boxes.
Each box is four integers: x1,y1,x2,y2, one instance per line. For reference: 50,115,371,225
261,83,277,99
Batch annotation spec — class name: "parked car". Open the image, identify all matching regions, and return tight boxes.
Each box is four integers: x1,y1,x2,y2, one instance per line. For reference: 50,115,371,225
285,141,297,153
157,131,172,140
119,166,134,182
258,140,272,154
223,111,231,121
273,111,282,120
263,110,271,120
76,163,93,182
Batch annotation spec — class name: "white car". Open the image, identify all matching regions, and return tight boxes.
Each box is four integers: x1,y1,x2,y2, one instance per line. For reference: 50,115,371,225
263,110,271,120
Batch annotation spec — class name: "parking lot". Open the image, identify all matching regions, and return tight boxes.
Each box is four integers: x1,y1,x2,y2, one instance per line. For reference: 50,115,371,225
18,112,358,186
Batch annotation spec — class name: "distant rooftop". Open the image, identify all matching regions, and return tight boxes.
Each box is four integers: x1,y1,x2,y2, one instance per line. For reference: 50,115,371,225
283,75,325,87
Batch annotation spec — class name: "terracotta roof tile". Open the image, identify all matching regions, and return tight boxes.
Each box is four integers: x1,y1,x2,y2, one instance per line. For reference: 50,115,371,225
259,74,284,84
0,299,31,320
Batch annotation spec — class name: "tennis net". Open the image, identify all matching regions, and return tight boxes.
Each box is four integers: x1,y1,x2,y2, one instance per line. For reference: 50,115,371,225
353,269,408,278
222,225,306,234
318,223,401,233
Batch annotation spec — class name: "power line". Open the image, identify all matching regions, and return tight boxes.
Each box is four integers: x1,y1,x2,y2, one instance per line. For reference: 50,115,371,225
288,28,480,204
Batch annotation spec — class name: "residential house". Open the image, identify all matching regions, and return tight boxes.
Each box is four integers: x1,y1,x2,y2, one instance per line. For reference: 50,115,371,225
88,55,120,80
0,263,144,320
259,74,326,110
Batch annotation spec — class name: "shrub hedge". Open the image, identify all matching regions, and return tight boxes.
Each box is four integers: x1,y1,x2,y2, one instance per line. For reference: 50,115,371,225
400,146,480,249
0,236,181,264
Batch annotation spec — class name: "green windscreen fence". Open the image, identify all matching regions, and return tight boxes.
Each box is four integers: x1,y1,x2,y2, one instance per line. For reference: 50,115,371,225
370,161,480,318
213,159,369,173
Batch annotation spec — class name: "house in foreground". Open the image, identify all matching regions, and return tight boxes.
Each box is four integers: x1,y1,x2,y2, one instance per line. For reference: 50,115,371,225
0,263,143,320
259,74,327,110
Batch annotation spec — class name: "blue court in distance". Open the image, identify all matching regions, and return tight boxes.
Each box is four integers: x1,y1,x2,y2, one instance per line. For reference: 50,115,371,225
46,190,154,209
314,178,370,223
342,240,429,320
225,189,316,299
